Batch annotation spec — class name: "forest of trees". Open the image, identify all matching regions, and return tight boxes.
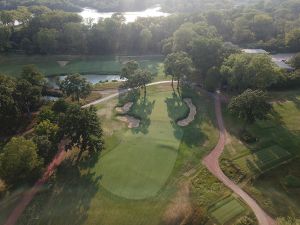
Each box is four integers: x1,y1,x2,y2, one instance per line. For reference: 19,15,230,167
0,0,300,55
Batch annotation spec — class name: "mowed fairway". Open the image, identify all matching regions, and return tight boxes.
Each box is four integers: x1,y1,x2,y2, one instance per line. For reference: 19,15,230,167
95,91,186,199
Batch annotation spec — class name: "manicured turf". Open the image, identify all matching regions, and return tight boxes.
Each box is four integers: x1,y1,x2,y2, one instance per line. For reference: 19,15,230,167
209,197,247,224
95,91,188,199
0,54,164,77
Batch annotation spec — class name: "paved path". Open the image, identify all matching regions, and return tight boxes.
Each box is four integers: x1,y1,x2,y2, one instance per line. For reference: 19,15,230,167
203,93,276,225
4,80,173,225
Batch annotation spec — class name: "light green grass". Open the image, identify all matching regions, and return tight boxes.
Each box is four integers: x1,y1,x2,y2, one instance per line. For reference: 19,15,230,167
209,196,247,225
0,54,165,77
95,91,187,199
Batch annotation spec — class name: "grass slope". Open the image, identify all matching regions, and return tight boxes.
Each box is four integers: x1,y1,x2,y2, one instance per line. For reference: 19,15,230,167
0,55,164,77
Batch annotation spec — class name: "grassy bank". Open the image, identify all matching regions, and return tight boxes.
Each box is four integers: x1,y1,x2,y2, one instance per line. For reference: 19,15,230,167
0,54,165,77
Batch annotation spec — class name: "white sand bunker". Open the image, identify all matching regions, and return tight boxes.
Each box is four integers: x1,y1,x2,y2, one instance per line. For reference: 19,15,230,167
57,61,70,67
116,115,140,128
115,102,134,114
177,98,197,127
115,102,140,128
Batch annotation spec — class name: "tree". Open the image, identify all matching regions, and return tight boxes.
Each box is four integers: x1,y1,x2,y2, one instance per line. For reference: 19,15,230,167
36,28,58,54
172,23,198,52
228,89,272,128
0,137,43,185
285,29,300,52
120,60,139,80
14,79,42,116
221,53,281,92
291,53,300,69
59,74,92,102
128,69,153,95
204,67,221,92
60,105,104,163
0,75,19,136
34,120,59,162
21,64,45,87
190,37,224,75
252,14,274,41
164,51,194,89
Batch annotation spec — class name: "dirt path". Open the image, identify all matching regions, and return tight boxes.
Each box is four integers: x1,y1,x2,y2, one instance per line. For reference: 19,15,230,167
4,140,68,225
202,93,276,225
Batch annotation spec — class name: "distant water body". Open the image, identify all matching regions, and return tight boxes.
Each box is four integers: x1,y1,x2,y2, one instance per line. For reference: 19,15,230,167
78,5,170,24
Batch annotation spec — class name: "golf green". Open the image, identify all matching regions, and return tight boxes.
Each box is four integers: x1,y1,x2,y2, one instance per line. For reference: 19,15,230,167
94,91,187,200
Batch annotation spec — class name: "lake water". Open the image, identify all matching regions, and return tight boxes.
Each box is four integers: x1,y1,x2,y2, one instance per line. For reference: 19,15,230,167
78,5,170,24
47,74,124,88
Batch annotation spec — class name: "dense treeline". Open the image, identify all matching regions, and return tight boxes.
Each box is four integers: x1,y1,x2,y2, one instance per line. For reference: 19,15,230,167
1,1,300,55
0,0,159,12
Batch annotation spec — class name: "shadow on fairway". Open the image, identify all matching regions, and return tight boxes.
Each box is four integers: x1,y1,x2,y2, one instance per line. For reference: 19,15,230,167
17,157,102,225
118,89,155,135
165,90,210,148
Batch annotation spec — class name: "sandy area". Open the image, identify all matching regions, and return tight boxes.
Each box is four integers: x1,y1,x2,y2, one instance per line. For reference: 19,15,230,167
57,61,69,67
177,98,197,127
115,102,134,114
117,115,140,128
115,102,140,128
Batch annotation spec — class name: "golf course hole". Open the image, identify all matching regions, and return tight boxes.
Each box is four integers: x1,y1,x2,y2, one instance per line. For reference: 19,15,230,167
95,91,186,200
177,98,197,127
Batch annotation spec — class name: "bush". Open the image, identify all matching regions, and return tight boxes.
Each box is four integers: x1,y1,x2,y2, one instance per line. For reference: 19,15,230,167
0,179,7,197
0,137,43,185
240,130,257,143
235,215,256,225
52,99,69,113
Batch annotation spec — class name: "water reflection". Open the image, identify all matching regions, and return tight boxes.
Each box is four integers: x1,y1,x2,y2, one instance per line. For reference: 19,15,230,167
78,5,170,24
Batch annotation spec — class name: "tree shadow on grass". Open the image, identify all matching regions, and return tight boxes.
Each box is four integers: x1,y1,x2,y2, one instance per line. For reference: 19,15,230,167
129,95,155,135
18,157,101,225
165,89,209,148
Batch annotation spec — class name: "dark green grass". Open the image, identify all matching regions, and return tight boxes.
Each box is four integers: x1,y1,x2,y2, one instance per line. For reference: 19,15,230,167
0,54,164,77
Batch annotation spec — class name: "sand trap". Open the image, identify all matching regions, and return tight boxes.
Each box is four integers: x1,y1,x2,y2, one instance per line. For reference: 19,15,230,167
57,61,69,67
177,98,197,127
115,102,133,114
117,115,140,128
115,102,140,128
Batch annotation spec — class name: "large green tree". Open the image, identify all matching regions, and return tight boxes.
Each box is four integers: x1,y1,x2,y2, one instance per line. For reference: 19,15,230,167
60,105,104,163
164,51,194,88
0,137,43,185
59,74,92,102
0,75,19,136
221,53,281,92
228,89,272,127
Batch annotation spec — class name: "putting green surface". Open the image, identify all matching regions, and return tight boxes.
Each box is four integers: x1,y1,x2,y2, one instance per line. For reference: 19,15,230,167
94,91,187,199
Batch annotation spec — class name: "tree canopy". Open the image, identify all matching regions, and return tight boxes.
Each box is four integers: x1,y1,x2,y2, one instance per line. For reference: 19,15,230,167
228,89,272,125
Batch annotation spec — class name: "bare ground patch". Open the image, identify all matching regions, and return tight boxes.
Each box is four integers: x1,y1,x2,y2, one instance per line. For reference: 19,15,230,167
115,102,134,114
116,116,140,128
57,61,69,67
163,181,192,225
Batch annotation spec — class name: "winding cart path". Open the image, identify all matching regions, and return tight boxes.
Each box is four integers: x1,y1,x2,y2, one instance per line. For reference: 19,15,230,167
202,93,276,225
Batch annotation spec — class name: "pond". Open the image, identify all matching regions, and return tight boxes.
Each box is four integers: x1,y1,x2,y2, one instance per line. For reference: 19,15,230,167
78,5,170,24
47,74,124,88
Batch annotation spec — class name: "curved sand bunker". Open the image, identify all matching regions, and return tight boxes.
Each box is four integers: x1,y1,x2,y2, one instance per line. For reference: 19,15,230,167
177,98,196,127
115,102,140,128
